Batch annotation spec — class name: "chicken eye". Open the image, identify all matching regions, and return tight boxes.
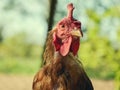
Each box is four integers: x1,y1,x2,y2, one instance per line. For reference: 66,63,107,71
61,24,65,28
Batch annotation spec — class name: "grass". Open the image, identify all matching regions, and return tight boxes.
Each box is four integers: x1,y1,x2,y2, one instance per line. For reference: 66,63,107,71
0,57,41,75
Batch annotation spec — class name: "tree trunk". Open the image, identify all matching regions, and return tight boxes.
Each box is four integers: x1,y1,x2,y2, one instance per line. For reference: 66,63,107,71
0,27,3,43
48,0,57,31
41,0,58,67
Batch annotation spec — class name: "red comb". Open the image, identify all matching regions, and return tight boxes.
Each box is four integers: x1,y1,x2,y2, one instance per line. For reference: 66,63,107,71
67,3,74,19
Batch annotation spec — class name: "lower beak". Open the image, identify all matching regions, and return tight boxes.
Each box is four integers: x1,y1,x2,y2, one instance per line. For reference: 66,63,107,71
71,29,83,37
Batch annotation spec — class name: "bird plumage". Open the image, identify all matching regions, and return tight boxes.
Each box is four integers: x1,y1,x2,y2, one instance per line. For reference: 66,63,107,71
33,30,93,90
33,3,94,90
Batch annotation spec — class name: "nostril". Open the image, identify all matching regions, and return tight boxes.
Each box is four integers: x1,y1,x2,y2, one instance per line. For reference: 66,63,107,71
74,27,77,30
73,27,79,31
61,33,65,36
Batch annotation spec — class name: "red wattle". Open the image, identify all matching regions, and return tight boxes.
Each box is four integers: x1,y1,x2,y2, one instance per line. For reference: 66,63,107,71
60,36,72,56
70,38,80,55
53,32,79,56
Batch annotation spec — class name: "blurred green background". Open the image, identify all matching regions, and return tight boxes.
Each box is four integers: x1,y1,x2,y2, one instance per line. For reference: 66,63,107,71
0,0,120,90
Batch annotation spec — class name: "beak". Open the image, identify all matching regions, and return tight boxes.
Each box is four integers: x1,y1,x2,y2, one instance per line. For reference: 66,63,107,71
71,29,83,37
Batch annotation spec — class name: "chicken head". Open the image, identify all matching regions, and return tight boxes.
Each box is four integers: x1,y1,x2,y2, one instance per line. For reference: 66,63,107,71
53,3,83,56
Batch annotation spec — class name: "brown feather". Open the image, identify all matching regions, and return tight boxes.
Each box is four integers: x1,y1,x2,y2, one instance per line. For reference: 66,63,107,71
33,29,94,90
43,29,56,65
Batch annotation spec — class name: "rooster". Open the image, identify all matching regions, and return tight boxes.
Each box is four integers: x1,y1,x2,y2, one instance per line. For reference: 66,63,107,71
33,3,94,90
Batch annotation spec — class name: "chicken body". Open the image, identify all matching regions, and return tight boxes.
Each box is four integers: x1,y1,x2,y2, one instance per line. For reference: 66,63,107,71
33,31,93,90
33,3,94,90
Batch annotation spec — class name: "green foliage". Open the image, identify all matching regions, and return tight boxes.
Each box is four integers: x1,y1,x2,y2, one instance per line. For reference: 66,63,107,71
115,71,120,90
0,57,40,75
0,33,43,75
78,3,120,90
79,29,120,79
0,33,43,58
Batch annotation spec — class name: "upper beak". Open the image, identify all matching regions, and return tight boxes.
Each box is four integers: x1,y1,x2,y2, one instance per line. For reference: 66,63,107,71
71,29,83,37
